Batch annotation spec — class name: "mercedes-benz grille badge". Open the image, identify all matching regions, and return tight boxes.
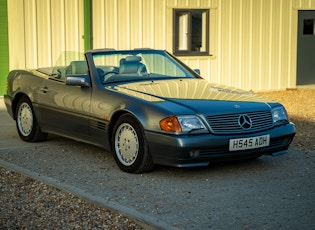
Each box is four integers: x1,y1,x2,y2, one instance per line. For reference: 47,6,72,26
238,114,252,129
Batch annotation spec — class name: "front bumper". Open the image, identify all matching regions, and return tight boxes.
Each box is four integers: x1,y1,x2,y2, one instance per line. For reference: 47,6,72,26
146,123,296,167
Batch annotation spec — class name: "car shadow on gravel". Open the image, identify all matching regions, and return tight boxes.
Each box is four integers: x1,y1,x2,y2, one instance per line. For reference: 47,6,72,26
151,154,288,179
37,132,294,177
45,134,282,176
289,115,315,151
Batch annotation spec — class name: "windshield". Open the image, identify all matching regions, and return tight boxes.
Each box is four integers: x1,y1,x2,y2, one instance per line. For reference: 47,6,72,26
91,50,199,84
36,51,86,81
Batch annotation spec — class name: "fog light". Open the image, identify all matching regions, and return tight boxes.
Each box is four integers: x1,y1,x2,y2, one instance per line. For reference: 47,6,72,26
189,150,200,157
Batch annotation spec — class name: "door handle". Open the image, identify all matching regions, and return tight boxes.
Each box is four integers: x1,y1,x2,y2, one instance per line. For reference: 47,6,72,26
40,86,49,93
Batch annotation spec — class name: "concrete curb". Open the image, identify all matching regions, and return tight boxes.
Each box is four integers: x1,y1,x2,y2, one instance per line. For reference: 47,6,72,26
0,159,180,230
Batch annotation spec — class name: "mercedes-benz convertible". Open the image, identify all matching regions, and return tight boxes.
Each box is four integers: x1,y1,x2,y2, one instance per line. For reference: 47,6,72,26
4,49,296,173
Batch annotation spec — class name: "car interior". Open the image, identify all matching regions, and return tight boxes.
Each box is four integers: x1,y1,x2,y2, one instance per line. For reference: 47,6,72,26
48,55,148,83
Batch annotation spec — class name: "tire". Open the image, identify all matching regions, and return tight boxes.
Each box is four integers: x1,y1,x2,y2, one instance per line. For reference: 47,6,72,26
15,96,48,142
112,114,154,173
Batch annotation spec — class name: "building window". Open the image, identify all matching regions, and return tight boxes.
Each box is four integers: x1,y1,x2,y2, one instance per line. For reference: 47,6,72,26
303,19,315,35
173,9,209,56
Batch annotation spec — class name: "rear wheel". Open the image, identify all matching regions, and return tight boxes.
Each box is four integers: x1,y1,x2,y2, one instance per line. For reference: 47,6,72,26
16,96,47,142
112,114,154,173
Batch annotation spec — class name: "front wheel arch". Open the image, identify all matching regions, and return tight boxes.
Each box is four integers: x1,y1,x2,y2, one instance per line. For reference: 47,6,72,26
111,113,154,173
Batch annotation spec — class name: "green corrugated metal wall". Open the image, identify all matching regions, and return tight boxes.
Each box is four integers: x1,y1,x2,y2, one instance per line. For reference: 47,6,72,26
0,0,9,95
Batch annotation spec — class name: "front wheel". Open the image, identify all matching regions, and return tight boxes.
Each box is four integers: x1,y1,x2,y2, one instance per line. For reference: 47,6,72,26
112,114,154,173
15,96,47,142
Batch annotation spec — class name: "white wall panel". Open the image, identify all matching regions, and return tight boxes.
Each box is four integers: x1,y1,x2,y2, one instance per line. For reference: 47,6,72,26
64,0,84,53
37,0,51,67
154,0,166,49
130,0,142,48
7,0,315,90
24,0,37,69
51,0,66,64
92,0,168,50
92,0,105,48
209,0,315,91
142,0,155,48
8,0,85,70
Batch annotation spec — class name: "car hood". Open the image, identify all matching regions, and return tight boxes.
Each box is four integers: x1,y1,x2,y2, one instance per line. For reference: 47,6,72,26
109,79,275,114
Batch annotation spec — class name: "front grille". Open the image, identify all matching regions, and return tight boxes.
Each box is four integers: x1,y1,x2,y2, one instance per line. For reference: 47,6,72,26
206,111,273,134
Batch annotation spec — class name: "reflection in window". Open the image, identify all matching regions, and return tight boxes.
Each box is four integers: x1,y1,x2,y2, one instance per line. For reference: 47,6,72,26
303,19,315,35
174,9,209,55
178,12,189,51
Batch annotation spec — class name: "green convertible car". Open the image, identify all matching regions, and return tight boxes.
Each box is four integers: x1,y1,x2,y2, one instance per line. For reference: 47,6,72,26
4,49,296,173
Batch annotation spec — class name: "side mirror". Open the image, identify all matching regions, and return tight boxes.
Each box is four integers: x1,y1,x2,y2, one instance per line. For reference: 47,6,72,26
65,75,91,87
194,69,201,75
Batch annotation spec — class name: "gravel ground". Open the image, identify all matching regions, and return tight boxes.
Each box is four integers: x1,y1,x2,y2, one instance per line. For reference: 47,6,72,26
0,89,314,229
260,89,315,151
0,167,146,229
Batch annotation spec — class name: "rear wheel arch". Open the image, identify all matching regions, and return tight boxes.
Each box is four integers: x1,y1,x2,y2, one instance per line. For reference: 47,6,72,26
15,95,47,142
12,93,29,119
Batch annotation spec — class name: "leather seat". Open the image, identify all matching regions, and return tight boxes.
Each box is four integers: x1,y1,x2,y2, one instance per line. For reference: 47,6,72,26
119,56,147,75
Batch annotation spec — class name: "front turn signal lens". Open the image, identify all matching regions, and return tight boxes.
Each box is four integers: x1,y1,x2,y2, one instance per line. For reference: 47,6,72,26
160,116,182,133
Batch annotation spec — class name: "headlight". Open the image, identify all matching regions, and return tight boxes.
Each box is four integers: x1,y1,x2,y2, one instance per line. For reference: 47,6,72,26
178,116,206,131
271,106,289,124
160,115,207,133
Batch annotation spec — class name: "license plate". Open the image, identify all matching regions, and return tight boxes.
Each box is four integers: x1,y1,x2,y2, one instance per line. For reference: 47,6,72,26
229,135,270,151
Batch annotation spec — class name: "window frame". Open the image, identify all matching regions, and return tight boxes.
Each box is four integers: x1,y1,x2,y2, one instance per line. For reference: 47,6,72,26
173,9,210,56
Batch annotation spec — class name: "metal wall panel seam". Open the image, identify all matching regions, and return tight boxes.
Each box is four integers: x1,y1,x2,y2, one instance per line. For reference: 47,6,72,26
268,0,273,90
238,0,243,89
258,0,263,90
287,0,293,88
217,0,222,84
151,0,156,48
278,0,283,89
228,0,232,86
249,0,253,90
139,0,143,47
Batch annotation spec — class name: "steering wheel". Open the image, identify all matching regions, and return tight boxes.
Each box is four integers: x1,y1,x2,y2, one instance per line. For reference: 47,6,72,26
103,71,119,82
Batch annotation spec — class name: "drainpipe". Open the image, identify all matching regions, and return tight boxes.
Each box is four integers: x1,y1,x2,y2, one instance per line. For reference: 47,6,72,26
84,0,92,50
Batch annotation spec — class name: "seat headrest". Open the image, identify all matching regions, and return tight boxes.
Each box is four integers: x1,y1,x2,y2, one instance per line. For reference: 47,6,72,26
125,56,141,62
119,56,144,74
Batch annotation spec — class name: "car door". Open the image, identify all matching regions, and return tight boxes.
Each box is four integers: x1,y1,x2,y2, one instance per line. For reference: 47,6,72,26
35,78,92,137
